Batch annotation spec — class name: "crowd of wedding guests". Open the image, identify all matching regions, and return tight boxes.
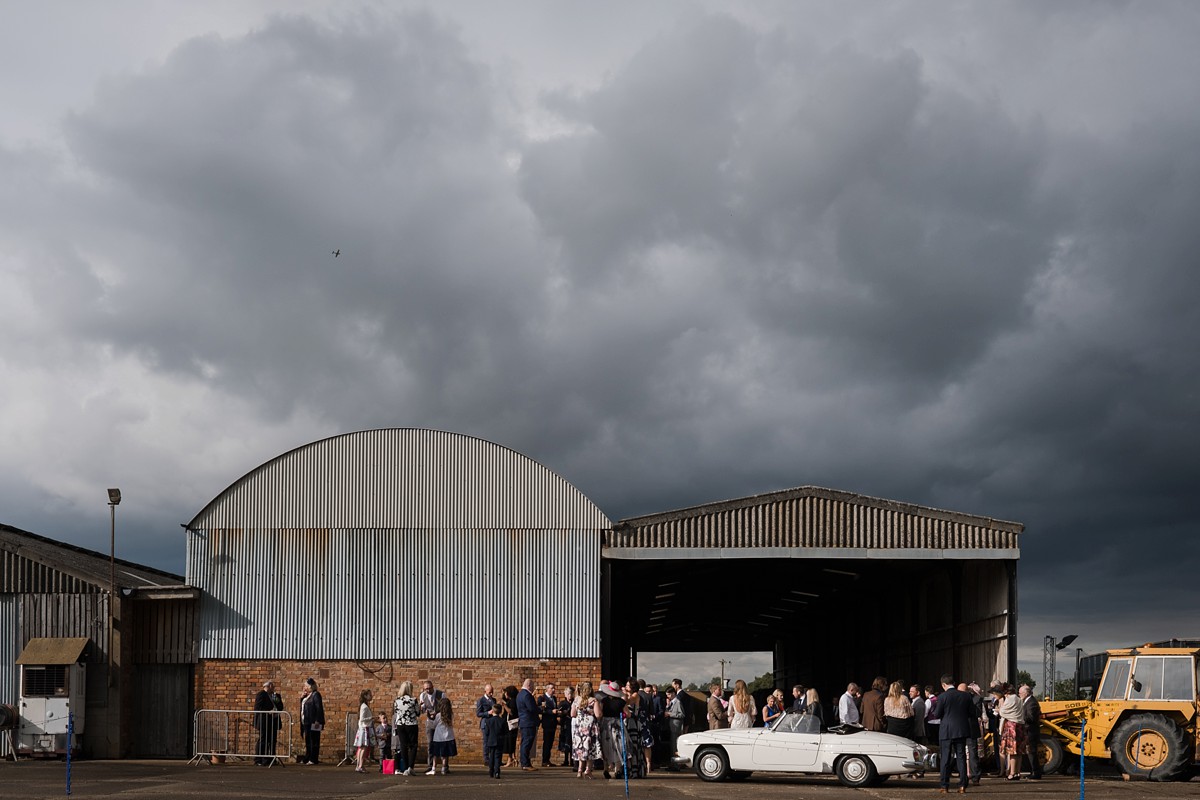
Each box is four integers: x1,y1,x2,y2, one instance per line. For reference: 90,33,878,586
830,674,1044,791
257,670,1044,787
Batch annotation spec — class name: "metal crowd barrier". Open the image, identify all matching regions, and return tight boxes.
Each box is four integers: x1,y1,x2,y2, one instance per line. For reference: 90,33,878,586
190,709,293,767
338,711,357,766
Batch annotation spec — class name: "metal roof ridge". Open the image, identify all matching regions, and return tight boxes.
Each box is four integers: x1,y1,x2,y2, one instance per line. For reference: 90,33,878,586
612,485,1025,533
0,522,185,586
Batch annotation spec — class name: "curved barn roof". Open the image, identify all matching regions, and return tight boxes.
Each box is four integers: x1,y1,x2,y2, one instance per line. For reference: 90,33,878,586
186,428,611,531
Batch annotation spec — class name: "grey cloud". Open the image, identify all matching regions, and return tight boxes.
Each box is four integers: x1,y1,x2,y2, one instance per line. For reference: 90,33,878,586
2,4,1198,670
52,11,547,426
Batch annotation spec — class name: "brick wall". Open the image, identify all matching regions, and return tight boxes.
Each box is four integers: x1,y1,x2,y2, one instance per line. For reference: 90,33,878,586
195,657,602,763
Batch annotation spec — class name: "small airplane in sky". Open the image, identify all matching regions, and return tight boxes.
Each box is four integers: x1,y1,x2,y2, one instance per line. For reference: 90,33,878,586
332,249,341,257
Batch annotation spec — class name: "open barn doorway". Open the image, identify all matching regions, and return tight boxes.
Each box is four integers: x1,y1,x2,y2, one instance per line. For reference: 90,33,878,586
634,650,774,694
602,555,1016,706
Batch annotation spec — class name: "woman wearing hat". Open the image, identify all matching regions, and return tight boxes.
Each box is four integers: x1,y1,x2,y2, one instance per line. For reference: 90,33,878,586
596,681,627,779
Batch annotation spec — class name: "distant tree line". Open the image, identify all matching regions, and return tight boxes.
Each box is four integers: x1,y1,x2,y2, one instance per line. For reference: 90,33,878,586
680,671,774,692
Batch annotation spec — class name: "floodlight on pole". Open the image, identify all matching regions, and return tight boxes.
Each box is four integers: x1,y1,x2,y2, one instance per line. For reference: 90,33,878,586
107,489,121,686
1044,633,1078,700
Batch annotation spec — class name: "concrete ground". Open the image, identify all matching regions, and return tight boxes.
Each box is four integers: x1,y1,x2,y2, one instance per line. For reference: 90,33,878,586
0,760,1195,800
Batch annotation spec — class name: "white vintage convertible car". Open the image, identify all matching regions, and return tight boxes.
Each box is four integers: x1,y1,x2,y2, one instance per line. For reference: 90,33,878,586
674,711,931,787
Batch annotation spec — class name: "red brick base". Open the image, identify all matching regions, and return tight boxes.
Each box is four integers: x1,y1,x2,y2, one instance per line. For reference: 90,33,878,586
194,657,602,762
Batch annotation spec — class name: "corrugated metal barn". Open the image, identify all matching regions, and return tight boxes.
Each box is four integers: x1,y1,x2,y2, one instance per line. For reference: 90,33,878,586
604,486,1022,692
185,428,612,759
0,524,198,758
6,427,1025,761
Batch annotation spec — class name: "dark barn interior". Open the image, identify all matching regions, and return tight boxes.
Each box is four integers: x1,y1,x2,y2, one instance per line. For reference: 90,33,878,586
600,487,1021,698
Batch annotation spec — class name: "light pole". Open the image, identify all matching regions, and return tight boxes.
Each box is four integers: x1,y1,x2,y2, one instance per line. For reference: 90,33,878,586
1043,633,1077,700
107,488,121,685
719,659,731,689
1075,647,1084,700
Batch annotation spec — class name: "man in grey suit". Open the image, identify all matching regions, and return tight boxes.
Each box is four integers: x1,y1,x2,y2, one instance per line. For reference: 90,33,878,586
932,674,973,794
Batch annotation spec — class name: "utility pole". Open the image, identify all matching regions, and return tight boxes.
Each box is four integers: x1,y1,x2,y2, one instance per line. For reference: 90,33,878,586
719,659,731,688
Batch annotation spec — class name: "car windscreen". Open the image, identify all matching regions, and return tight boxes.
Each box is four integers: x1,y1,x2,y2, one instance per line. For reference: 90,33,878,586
774,712,820,734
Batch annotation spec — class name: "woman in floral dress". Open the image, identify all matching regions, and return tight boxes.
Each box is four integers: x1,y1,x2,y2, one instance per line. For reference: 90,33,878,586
571,682,601,778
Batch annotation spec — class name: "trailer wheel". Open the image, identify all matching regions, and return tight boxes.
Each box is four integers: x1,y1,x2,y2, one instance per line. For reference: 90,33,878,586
1038,736,1065,775
1111,714,1191,781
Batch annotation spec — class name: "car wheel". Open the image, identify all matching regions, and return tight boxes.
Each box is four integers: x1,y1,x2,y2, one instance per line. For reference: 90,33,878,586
835,754,878,788
694,747,730,781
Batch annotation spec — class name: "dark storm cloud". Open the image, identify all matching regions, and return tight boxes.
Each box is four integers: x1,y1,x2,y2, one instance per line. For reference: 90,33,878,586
2,4,1198,671
516,11,1200,657
55,11,546,425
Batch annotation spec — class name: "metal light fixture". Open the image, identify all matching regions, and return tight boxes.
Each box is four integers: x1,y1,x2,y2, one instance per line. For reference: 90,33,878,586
1043,633,1079,700
107,488,121,685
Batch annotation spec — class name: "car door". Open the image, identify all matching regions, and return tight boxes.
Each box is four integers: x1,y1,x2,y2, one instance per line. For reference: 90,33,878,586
751,713,821,769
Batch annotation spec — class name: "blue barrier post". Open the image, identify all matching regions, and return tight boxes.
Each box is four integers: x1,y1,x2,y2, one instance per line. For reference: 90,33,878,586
66,711,74,796
1078,715,1085,800
619,715,629,797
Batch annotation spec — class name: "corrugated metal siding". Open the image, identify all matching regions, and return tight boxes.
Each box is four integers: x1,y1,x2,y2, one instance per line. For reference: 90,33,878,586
1,524,183,590
189,528,599,659
20,593,109,661
0,594,15,758
0,549,100,593
607,489,1022,551
187,429,612,531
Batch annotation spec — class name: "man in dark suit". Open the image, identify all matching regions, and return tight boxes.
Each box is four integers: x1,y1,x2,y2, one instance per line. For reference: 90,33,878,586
253,680,281,766
932,674,973,793
516,679,540,770
538,683,559,767
791,684,808,713
475,684,496,765
1020,685,1043,779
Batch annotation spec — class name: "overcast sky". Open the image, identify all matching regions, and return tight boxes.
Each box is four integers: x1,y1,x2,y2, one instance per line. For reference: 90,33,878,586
3,1,1198,686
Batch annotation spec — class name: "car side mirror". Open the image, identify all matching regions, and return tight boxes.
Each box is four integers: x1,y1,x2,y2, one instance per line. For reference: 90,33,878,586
1130,679,1142,694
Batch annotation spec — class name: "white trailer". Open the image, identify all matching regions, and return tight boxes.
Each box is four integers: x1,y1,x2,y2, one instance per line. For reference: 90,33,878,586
15,637,88,756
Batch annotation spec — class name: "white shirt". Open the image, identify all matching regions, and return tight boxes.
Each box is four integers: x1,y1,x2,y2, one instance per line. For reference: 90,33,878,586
838,692,860,725
419,690,438,724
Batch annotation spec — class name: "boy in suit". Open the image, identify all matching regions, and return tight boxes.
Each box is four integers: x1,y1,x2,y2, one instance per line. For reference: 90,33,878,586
483,703,508,778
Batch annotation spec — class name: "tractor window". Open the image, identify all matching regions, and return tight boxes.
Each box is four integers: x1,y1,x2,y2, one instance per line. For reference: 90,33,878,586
1162,657,1194,700
1130,657,1165,700
1098,657,1132,700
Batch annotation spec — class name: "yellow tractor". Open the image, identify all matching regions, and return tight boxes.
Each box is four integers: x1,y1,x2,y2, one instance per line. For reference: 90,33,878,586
1039,645,1199,780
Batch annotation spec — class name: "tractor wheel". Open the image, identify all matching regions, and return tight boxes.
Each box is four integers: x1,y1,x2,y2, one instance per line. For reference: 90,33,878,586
1038,736,1065,775
1110,714,1191,781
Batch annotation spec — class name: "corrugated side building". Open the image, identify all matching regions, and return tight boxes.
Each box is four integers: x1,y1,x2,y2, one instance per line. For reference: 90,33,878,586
0,525,198,758
185,428,611,761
